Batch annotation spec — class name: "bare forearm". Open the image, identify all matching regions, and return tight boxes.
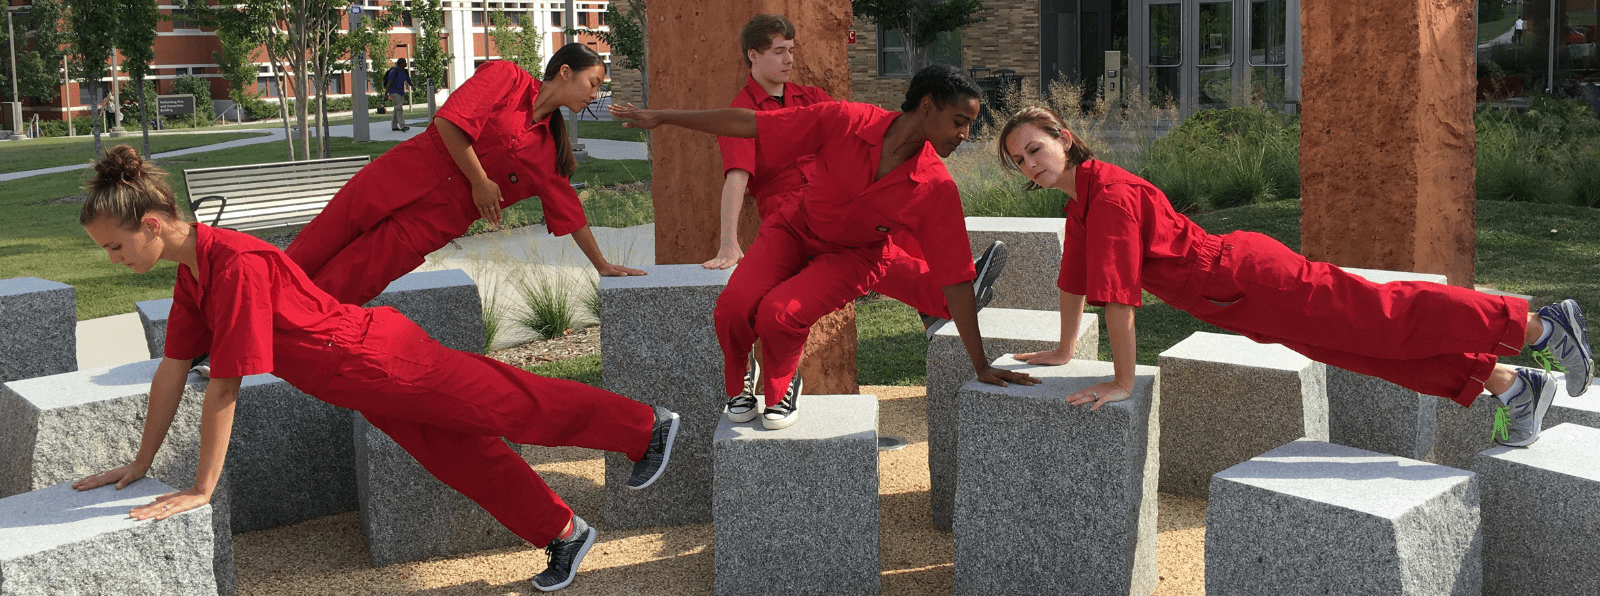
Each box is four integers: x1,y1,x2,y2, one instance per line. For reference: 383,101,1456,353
570,225,611,269
719,170,752,249
433,117,489,184
192,377,241,498
1058,291,1087,355
134,357,192,471
1104,303,1137,390
658,108,759,138
943,282,989,372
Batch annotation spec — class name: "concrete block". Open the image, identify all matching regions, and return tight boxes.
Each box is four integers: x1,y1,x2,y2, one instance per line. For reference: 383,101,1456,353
1427,375,1598,471
713,395,879,596
1549,375,1600,430
352,414,538,566
953,356,1159,596
599,264,731,529
964,217,1065,312
135,299,171,360
1324,268,1445,460
926,308,1097,531
1208,439,1481,595
1473,424,1600,595
365,269,485,354
226,375,356,534
1158,331,1328,498
0,479,216,595
0,360,235,594
0,277,76,383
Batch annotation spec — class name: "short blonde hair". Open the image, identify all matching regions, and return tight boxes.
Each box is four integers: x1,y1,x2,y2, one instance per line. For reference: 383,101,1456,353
997,106,1095,191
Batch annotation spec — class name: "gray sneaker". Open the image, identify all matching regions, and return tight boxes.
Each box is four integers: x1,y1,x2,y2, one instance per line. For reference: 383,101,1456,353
1533,299,1592,396
1494,367,1557,447
531,514,595,592
923,241,1008,340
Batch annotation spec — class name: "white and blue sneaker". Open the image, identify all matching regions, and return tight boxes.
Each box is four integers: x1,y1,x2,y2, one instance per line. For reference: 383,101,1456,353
1493,367,1557,447
1532,299,1592,397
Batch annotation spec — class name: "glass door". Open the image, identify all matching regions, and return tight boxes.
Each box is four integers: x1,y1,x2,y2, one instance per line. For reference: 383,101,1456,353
1195,1,1234,108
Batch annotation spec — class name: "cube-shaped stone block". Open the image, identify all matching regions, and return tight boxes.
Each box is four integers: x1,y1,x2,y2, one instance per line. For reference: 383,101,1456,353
0,277,76,383
599,265,731,529
0,360,236,594
1208,439,1481,595
225,375,356,534
926,308,1098,530
353,414,540,566
1473,423,1600,595
1428,374,1598,470
137,269,484,359
713,395,879,596
1323,268,1446,460
1549,374,1600,430
1158,331,1328,498
0,480,217,595
964,217,1064,312
954,357,1159,596
365,269,485,354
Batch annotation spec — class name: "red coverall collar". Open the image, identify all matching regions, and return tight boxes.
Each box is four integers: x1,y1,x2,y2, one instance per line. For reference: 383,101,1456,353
855,108,941,185
1067,158,1104,216
740,75,799,108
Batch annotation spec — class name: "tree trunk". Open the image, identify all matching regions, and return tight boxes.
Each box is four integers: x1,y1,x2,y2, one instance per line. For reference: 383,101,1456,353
138,77,150,156
265,42,295,161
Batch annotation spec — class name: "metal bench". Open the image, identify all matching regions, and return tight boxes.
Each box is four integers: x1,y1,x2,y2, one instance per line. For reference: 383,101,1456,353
183,156,371,232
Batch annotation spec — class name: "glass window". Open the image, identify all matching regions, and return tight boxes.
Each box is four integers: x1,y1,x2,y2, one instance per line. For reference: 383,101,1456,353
551,11,562,27
878,26,961,77
1250,0,1288,106
171,9,199,30
578,11,588,27
401,11,413,27
257,76,279,97
1148,2,1181,104
472,11,484,26
1198,1,1232,106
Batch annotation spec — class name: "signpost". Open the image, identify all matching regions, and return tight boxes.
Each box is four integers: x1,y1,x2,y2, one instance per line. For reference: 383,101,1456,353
351,4,370,142
155,94,194,129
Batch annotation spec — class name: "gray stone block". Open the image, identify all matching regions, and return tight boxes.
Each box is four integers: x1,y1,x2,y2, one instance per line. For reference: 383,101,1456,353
135,298,171,360
365,269,485,354
599,265,731,530
352,414,539,566
226,374,356,534
0,479,216,596
1158,331,1328,498
1473,423,1600,595
0,277,76,383
926,308,1098,531
953,356,1159,596
1427,375,1598,471
0,361,235,594
1549,375,1600,430
1324,268,1446,460
1208,439,1481,595
964,217,1065,312
713,395,879,596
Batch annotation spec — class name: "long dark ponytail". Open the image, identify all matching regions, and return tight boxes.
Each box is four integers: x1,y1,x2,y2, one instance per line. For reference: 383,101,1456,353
544,43,603,179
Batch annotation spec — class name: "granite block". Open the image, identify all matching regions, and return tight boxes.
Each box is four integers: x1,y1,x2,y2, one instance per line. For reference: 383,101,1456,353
353,414,538,566
1548,375,1600,430
364,269,485,354
1323,268,1447,460
0,277,76,383
1158,331,1328,498
926,308,1098,531
599,265,731,529
713,395,879,596
0,479,216,595
1207,439,1481,595
135,299,171,360
1427,375,1597,470
225,374,356,534
953,356,1159,596
1472,423,1600,595
964,217,1065,312
0,360,235,594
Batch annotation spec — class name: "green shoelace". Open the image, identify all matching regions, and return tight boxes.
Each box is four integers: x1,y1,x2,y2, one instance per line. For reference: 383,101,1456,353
1491,348,1564,442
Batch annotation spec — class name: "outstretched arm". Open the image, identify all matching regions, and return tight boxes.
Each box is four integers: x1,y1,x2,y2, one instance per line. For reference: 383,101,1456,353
1066,302,1137,411
1017,291,1088,365
571,225,647,277
609,104,758,138
944,281,1041,387
73,356,191,493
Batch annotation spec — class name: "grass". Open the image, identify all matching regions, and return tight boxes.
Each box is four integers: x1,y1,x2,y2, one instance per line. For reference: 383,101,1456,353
0,132,269,174
515,271,577,340
1479,14,1518,43
528,354,603,387
2,136,404,320
569,119,647,142
465,160,653,235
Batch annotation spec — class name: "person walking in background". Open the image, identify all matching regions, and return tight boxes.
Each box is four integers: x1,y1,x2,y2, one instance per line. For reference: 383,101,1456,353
385,58,413,132
1514,16,1525,44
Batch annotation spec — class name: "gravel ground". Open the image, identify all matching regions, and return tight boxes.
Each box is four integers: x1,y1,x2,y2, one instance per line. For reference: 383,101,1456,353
231,376,1209,595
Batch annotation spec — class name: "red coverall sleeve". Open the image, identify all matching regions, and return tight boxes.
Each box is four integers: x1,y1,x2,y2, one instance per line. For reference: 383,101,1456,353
719,93,758,176
163,274,212,361
915,180,979,288
753,102,842,173
435,61,519,142
202,254,278,378
1082,188,1146,308
537,180,588,237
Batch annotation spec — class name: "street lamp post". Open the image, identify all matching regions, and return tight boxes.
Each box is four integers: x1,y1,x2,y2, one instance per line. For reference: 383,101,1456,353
350,4,369,142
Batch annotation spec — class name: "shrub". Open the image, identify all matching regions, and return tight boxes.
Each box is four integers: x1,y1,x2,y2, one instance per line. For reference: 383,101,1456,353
515,271,575,340
171,75,217,127
36,116,96,138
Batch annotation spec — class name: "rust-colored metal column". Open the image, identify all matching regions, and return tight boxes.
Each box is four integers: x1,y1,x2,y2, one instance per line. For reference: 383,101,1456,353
649,1,859,393
1300,0,1477,286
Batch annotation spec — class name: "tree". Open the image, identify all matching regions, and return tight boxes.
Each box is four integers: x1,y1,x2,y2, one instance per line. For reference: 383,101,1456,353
1,0,70,106
409,0,451,120
66,0,118,155
489,9,542,75
852,0,986,72
574,0,646,106
116,0,159,155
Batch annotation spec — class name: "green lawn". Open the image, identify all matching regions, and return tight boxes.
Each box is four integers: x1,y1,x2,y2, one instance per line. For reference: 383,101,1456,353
569,119,647,142
0,132,269,174
1479,15,1518,43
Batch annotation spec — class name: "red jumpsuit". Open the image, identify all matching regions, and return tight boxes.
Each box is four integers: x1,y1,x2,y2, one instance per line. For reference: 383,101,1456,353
167,223,654,547
718,102,976,403
1061,159,1527,407
716,76,834,221
286,60,588,306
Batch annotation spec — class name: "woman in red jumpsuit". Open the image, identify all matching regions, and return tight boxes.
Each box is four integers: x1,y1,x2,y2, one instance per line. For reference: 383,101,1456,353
72,147,678,592
285,43,645,308
612,65,1039,429
997,106,1593,447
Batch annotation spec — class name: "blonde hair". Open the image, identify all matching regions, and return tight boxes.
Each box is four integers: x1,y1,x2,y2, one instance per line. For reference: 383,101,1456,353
80,145,182,230
997,106,1095,191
